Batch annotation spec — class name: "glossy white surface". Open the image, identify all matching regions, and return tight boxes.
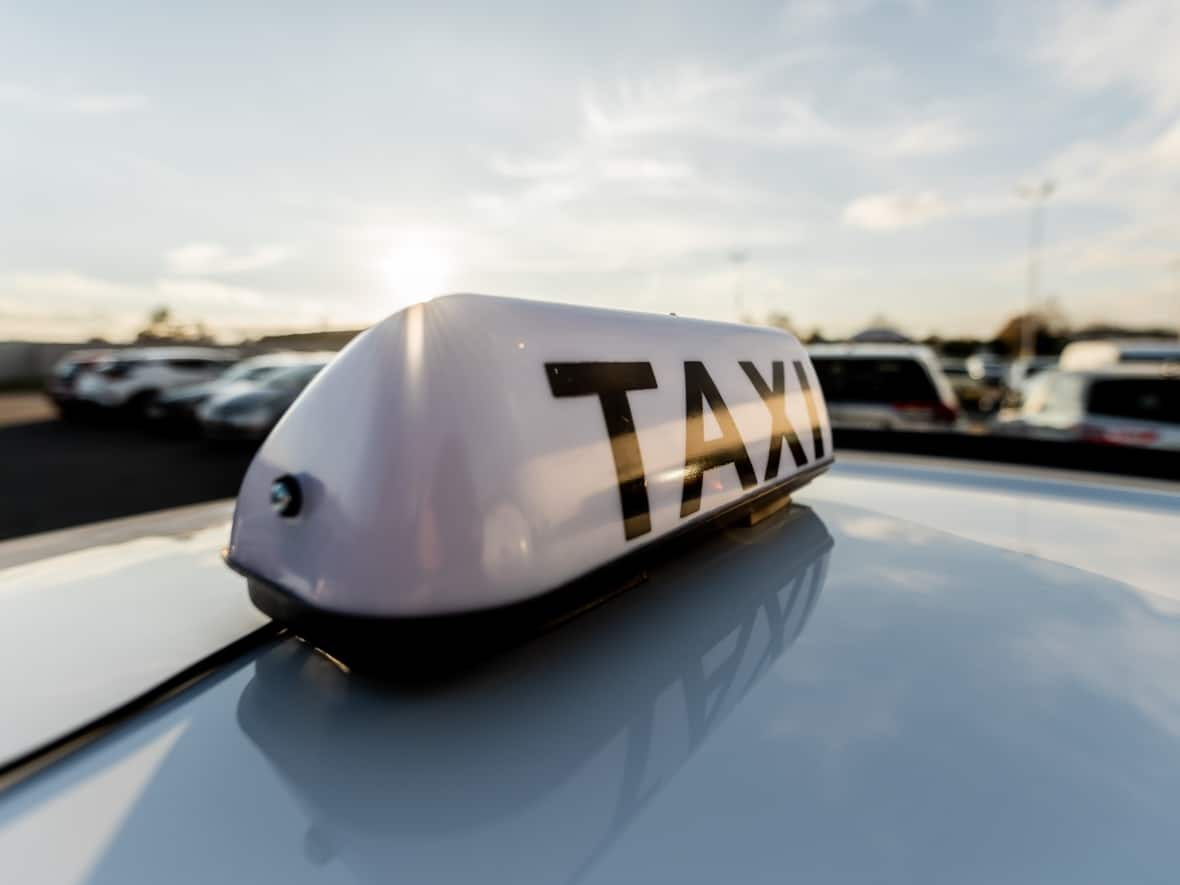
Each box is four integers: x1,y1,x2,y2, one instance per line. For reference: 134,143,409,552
0,502,267,767
229,294,832,617
5,470,1180,884
802,455,1180,603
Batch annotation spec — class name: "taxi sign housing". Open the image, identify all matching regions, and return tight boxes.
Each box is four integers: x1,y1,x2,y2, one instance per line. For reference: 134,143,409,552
226,295,833,658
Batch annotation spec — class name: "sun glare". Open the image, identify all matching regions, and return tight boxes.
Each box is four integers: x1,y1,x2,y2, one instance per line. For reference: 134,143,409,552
379,233,454,310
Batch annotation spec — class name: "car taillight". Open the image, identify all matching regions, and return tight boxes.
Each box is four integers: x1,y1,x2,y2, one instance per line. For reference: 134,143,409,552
892,401,958,424
1080,424,1159,447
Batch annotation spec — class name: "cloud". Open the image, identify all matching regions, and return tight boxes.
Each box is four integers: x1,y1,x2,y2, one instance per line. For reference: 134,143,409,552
155,278,269,309
842,190,949,230
164,243,294,276
0,83,149,116
68,94,149,115
0,269,330,341
1037,0,1180,113
780,0,928,35
886,117,973,156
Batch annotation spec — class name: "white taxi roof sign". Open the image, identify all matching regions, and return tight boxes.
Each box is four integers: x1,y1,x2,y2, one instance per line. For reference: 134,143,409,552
226,295,833,653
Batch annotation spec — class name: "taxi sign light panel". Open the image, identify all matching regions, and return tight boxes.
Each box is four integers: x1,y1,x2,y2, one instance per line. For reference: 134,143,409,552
226,294,833,620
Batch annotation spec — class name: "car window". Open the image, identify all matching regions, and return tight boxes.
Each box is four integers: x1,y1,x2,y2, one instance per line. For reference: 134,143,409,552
811,358,938,404
1087,378,1180,425
264,364,324,391
221,363,283,383
1121,351,1180,364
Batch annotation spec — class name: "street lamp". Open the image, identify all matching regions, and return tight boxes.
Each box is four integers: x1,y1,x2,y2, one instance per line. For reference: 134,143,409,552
1017,180,1055,358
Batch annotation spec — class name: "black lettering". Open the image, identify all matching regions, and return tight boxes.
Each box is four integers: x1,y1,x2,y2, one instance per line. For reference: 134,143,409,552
546,362,658,540
792,360,826,460
681,361,757,518
739,360,809,480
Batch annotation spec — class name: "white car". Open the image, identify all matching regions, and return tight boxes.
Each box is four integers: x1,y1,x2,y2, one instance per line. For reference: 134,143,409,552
808,344,960,430
1006,355,1056,391
993,365,1180,450
196,355,334,441
44,348,113,417
1059,338,1180,371
3,296,1180,884
74,347,239,415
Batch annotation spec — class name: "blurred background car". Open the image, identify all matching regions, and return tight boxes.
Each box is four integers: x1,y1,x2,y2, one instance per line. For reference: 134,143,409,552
939,358,987,414
1058,339,1180,371
44,348,112,418
998,355,1058,411
993,365,1180,450
146,352,311,434
808,344,960,430
197,354,333,442
1006,355,1056,393
73,347,239,417
964,351,1010,412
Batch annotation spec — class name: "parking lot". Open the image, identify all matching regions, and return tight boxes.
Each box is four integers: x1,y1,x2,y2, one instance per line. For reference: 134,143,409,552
0,393,253,541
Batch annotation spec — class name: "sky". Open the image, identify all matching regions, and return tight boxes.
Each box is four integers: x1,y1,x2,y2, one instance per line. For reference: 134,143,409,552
1,0,1179,342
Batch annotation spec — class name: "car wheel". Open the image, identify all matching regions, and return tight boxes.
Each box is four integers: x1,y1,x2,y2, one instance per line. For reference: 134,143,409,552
126,390,160,423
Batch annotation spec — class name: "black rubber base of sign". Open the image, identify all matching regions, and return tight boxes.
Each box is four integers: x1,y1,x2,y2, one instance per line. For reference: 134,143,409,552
834,430,1179,483
232,459,834,677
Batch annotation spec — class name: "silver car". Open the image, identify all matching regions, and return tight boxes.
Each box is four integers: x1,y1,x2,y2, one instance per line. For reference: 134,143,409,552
993,365,1180,450
808,344,960,430
196,355,333,441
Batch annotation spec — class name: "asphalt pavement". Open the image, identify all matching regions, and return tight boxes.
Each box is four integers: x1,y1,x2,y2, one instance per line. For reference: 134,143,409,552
0,394,254,541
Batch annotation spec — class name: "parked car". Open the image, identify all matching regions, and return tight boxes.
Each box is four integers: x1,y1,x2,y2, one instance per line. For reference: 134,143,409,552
964,351,1010,412
196,354,333,441
1006,355,1056,392
1059,339,1180,371
44,348,112,417
993,365,1180,450
73,347,239,416
146,352,312,433
808,344,960,430
940,358,986,412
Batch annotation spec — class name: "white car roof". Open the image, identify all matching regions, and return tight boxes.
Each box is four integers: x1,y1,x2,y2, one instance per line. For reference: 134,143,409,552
1060,339,1180,369
107,346,236,361
3,455,1180,882
1049,364,1180,381
807,343,939,360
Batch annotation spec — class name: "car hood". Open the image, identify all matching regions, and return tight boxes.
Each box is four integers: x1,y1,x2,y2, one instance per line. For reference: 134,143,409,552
3,458,1180,884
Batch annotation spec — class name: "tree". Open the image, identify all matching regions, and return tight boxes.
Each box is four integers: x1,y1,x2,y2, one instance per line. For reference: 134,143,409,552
763,311,797,335
993,311,1070,356
135,306,213,344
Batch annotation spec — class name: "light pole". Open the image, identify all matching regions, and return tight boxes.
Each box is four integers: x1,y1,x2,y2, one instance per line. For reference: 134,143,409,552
1017,180,1055,358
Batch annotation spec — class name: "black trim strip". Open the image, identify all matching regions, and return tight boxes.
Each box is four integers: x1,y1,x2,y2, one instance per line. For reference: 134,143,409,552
227,458,834,675
0,622,282,794
833,430,1180,482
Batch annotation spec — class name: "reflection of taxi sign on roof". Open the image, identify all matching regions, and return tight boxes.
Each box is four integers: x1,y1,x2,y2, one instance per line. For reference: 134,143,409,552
225,295,833,660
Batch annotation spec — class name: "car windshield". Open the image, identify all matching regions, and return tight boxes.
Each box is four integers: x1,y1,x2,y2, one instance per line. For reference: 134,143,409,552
811,358,939,404
1088,378,1180,426
263,364,325,391
221,362,286,383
